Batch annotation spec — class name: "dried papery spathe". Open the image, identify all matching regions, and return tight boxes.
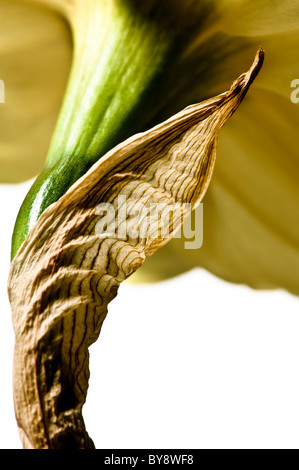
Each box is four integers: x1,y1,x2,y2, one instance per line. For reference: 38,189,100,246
8,50,263,449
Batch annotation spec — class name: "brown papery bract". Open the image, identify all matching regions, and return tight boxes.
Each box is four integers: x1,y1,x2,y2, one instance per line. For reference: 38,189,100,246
8,49,264,449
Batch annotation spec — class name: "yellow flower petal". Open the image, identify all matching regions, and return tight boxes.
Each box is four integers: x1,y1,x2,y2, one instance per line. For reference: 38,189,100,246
132,87,299,296
0,0,71,182
220,0,299,36
253,30,299,100
128,1,299,296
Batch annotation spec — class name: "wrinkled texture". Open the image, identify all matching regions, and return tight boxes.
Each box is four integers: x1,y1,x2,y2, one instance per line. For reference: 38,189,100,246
8,57,262,448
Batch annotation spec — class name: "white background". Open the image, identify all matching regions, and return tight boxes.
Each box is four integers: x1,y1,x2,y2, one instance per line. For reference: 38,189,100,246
1,181,299,449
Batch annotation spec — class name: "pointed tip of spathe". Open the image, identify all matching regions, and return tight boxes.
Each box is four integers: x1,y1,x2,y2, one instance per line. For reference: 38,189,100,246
228,47,265,100
257,46,265,57
247,47,265,83
252,46,265,73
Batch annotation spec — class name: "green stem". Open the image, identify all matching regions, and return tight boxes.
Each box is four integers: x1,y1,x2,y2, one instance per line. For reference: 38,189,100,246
11,0,201,259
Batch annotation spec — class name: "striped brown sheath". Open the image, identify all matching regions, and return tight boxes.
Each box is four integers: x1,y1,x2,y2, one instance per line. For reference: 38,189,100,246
8,50,263,449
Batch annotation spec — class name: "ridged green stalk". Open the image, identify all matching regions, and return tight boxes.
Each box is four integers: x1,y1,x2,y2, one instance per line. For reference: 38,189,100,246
11,0,191,259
